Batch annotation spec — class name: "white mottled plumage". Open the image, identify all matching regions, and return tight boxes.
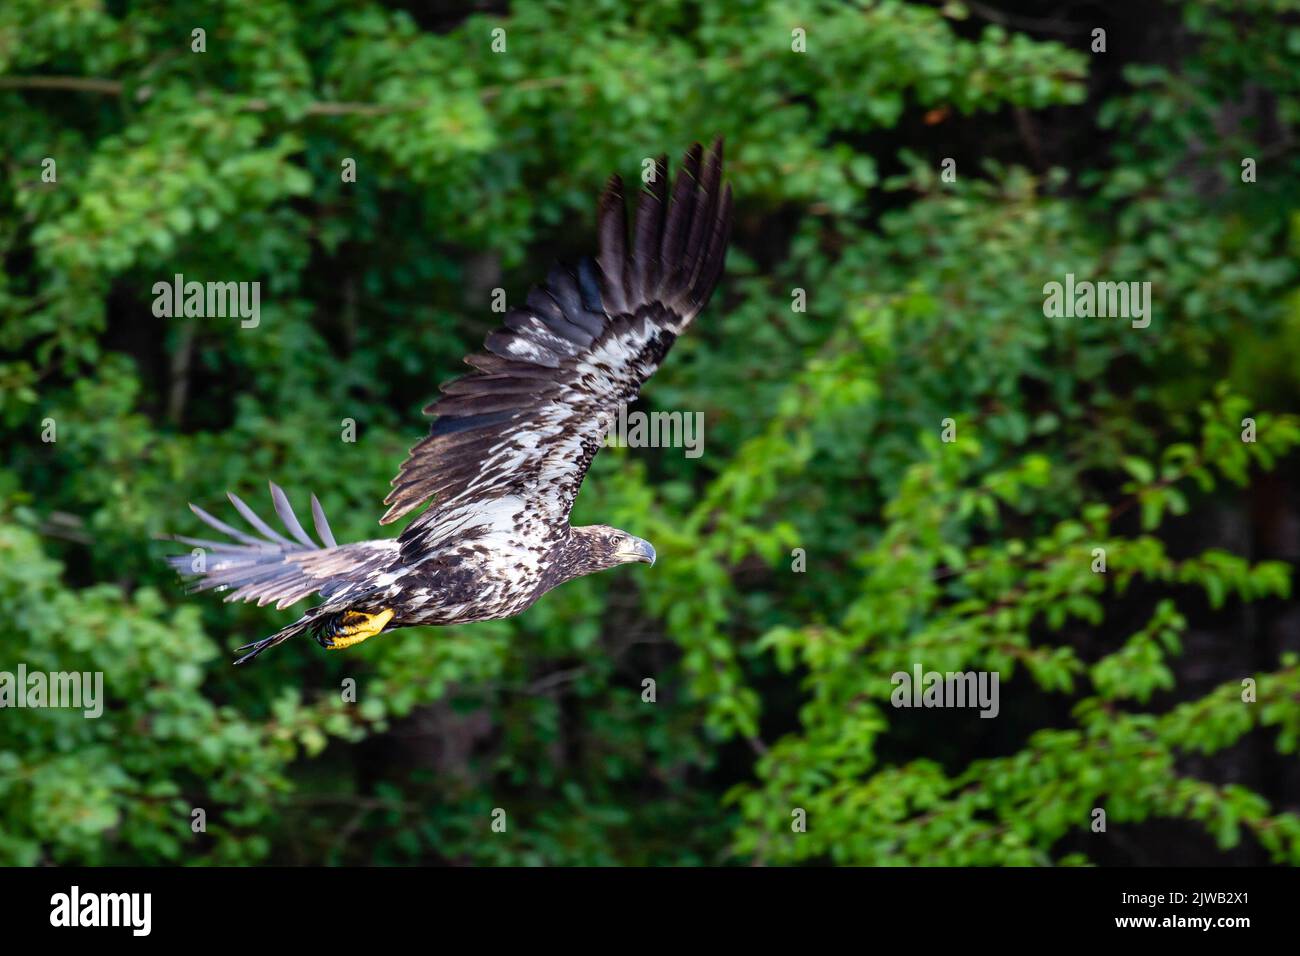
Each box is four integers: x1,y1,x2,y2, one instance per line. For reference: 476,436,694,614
166,140,733,663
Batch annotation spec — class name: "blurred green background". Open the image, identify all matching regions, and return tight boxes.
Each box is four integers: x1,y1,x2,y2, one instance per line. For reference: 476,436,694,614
3,0,1300,866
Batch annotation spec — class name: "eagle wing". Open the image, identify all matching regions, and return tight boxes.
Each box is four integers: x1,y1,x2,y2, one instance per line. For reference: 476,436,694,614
383,140,733,552
166,483,399,610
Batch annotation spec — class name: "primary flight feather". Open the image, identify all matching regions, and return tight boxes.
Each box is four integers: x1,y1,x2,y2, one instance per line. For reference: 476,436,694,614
166,140,733,664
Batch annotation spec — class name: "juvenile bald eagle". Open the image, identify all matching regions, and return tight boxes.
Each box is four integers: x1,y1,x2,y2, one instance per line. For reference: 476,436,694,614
167,140,733,664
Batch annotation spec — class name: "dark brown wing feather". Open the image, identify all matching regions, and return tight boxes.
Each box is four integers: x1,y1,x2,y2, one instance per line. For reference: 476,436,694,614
381,139,734,548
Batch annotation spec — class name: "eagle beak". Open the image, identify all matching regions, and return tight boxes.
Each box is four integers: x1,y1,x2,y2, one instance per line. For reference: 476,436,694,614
616,536,656,566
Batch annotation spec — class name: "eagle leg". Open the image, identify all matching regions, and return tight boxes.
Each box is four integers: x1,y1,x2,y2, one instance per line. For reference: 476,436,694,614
316,608,395,650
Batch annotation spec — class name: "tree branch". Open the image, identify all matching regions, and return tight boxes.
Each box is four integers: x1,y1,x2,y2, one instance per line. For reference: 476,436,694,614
0,75,125,94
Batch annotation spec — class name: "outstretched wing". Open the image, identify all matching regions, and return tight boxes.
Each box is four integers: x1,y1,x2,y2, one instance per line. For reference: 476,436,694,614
383,139,733,551
167,482,398,610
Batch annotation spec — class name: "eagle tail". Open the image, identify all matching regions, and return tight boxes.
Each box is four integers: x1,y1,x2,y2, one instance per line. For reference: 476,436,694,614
231,615,316,665
231,593,394,664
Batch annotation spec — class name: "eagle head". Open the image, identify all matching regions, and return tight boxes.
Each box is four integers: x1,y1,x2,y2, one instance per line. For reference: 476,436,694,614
570,525,657,571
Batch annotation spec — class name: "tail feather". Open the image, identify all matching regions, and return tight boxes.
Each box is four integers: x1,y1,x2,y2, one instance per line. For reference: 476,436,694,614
233,617,315,665
230,583,389,665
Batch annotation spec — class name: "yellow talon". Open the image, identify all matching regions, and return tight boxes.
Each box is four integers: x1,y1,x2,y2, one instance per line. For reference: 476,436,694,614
324,608,394,650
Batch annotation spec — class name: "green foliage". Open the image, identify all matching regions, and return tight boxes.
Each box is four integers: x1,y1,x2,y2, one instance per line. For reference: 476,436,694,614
1,0,1298,865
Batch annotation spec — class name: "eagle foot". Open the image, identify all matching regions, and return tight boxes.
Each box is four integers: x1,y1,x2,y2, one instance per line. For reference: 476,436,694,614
316,608,395,650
